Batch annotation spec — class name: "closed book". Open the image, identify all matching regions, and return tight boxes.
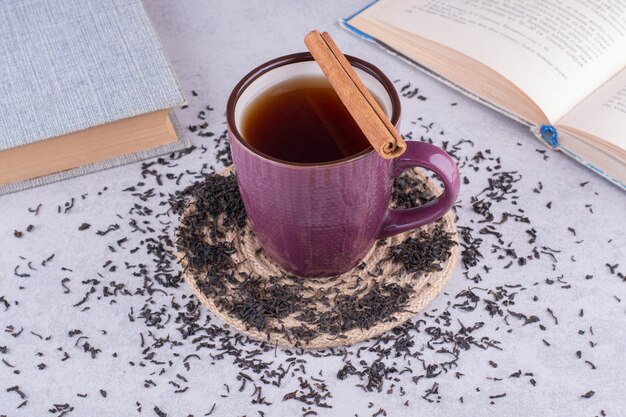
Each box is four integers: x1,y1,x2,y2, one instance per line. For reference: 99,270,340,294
0,0,188,195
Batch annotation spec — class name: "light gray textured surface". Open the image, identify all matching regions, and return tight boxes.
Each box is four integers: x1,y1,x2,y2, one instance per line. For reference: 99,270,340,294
0,1,624,416
0,0,183,150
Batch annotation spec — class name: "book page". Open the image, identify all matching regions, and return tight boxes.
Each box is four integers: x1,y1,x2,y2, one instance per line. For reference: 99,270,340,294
363,0,626,123
558,67,626,152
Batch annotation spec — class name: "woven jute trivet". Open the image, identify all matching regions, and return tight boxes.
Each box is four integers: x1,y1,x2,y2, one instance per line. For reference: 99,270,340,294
176,167,458,349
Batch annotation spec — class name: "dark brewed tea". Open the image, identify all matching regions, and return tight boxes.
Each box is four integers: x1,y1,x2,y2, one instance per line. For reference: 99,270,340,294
241,76,373,163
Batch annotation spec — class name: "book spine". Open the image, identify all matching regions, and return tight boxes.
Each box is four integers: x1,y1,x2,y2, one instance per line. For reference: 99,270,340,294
530,125,625,189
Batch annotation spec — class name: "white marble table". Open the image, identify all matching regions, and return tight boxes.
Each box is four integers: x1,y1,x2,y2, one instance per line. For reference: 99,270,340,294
1,1,624,416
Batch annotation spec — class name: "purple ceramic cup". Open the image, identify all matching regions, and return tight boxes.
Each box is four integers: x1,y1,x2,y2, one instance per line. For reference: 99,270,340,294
227,52,460,277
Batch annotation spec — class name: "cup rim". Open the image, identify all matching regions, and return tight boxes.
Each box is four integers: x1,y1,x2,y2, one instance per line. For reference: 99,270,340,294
226,52,401,168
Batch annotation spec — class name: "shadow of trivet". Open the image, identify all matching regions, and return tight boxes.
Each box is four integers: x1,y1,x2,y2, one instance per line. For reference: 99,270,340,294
175,166,458,349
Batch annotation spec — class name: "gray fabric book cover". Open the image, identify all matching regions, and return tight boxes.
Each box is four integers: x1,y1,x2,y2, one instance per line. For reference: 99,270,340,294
0,0,188,194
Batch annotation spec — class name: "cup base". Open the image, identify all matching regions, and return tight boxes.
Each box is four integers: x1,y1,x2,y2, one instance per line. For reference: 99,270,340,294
175,166,458,348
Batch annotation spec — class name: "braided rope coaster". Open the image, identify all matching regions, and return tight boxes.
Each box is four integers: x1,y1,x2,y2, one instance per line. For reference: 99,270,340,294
175,167,458,349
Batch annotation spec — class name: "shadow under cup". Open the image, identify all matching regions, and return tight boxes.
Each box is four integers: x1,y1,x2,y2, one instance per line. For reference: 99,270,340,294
227,52,458,277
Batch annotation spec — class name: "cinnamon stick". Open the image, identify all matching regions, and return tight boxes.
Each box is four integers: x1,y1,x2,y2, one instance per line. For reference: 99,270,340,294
304,30,406,159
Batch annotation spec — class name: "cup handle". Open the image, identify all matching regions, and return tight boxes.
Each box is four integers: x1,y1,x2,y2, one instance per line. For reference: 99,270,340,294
378,141,461,239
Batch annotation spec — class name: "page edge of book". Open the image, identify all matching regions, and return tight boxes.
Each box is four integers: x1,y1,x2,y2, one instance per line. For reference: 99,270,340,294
341,0,381,41
0,111,191,196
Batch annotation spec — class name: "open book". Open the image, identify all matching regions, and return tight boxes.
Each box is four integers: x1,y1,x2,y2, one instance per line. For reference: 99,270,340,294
342,0,626,188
